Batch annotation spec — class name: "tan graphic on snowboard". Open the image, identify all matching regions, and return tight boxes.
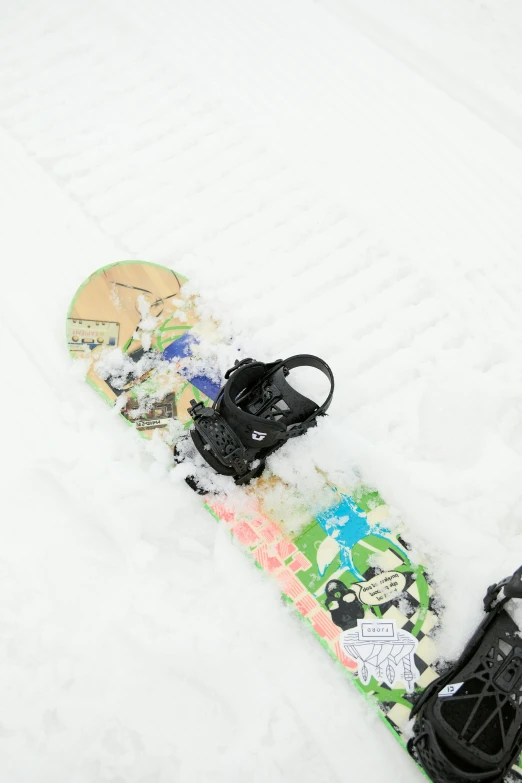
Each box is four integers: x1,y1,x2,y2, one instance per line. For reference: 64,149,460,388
67,261,204,430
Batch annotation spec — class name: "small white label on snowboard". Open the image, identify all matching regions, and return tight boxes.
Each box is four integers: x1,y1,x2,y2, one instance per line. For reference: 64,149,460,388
358,620,395,640
135,418,169,430
438,682,464,698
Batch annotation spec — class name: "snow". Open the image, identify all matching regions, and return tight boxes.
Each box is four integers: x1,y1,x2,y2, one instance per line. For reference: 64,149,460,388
2,1,522,780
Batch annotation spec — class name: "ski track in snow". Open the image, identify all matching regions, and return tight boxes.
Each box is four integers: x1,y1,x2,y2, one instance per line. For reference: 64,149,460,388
1,1,522,781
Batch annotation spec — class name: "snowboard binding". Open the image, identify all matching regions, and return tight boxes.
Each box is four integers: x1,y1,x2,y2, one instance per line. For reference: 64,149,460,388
187,354,334,485
408,565,522,783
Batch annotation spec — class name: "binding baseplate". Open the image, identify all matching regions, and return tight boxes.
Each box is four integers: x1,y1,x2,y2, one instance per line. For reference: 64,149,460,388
187,354,334,485
408,565,522,783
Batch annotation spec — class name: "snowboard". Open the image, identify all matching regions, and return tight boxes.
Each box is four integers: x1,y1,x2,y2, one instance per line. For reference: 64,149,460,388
66,260,448,781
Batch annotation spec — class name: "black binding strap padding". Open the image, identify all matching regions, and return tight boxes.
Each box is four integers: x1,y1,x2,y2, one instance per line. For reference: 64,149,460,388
408,565,522,783
187,354,334,484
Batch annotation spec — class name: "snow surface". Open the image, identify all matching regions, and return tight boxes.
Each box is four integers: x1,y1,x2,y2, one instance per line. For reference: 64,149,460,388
2,1,522,781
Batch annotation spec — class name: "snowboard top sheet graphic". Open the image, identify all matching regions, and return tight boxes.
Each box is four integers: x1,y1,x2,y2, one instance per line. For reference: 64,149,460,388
67,261,521,783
